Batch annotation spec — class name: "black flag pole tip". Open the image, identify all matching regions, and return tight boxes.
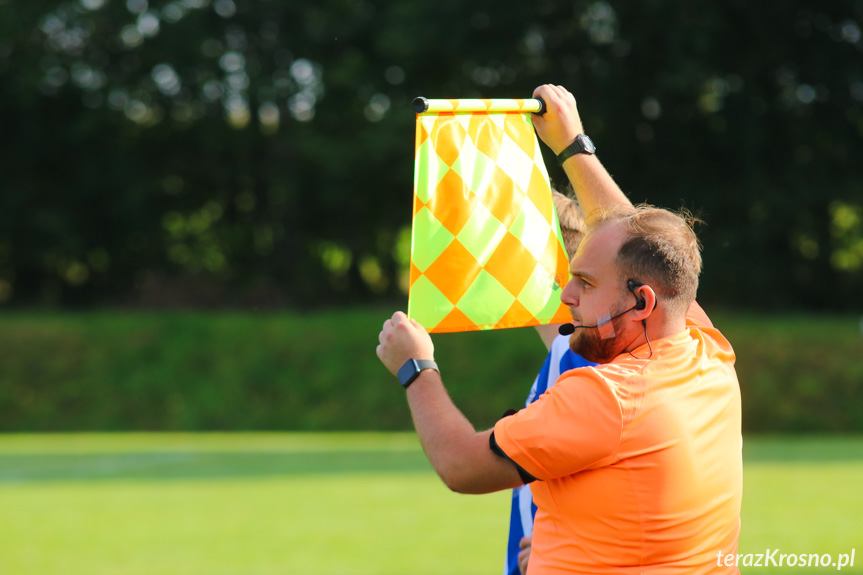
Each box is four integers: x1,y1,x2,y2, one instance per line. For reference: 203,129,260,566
535,96,547,115
413,97,429,113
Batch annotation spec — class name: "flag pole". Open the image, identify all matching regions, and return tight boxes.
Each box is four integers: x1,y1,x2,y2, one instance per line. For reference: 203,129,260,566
413,97,546,115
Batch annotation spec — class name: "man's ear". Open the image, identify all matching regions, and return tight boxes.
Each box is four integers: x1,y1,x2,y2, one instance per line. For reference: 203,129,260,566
631,284,657,322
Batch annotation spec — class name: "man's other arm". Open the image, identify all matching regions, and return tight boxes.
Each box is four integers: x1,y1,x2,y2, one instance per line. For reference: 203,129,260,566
377,312,525,494
532,84,632,218
686,300,713,328
534,324,560,351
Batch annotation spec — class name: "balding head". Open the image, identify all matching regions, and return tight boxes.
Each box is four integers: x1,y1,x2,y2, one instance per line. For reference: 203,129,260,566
590,205,703,317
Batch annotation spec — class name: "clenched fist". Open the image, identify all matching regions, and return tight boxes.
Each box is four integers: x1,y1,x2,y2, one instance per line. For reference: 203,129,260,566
376,311,435,376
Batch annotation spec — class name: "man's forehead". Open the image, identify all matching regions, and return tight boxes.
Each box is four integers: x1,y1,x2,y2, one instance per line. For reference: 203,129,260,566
569,222,624,279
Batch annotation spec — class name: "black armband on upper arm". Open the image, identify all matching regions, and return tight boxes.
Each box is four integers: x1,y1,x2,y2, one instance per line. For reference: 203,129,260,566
489,431,537,484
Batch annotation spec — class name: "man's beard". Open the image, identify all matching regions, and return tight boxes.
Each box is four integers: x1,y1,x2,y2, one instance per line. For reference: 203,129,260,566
568,313,629,364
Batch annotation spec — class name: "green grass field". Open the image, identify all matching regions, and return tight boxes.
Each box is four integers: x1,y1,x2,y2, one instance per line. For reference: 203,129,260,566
2,433,862,574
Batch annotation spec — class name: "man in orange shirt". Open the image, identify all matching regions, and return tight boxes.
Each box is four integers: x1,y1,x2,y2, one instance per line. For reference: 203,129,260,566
376,84,741,574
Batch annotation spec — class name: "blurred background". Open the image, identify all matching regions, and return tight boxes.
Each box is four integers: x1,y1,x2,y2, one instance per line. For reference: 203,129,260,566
1,0,861,434
2,0,862,311
2,2,862,573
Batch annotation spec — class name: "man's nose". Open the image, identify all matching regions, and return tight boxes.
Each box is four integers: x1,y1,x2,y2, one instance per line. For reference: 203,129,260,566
561,279,579,306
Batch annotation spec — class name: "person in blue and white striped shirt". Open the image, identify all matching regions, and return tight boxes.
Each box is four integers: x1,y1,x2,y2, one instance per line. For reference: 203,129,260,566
503,191,596,575
503,333,595,575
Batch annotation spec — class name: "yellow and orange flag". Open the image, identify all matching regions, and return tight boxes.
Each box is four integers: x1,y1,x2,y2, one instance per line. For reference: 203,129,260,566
408,98,572,333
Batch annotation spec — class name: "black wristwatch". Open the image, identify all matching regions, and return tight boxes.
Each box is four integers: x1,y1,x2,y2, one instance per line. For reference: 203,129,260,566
397,359,439,389
556,134,596,164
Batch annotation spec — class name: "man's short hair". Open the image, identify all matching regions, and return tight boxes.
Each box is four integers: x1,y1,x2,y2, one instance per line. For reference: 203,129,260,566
552,190,586,258
592,204,703,315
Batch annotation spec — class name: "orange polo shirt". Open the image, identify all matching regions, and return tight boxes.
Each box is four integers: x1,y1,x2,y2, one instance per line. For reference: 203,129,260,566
494,304,741,574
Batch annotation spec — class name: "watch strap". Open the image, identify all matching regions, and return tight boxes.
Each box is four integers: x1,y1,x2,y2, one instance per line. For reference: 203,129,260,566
556,134,595,164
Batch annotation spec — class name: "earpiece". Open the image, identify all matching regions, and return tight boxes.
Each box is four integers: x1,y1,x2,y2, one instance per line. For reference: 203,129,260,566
627,279,647,311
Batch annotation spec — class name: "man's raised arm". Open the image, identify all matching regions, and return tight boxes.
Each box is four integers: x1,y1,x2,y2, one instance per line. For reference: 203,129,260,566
532,85,632,218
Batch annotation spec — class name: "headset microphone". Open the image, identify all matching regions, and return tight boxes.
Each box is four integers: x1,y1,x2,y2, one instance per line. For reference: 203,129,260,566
557,279,646,336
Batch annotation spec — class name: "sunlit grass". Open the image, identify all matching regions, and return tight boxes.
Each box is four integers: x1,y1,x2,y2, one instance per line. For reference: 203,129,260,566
2,433,862,574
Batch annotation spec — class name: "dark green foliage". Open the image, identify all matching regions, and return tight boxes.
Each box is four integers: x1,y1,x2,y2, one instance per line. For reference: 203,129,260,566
1,310,860,432
1,1,862,310
719,312,863,432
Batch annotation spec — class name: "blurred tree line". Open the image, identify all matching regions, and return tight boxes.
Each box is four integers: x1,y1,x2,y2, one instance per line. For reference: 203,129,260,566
1,0,861,310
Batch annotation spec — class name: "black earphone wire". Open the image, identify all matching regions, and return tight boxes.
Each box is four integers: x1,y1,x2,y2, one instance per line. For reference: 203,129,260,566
626,319,653,360
625,279,654,360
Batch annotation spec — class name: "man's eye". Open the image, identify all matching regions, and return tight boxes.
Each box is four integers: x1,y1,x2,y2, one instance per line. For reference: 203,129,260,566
580,279,592,288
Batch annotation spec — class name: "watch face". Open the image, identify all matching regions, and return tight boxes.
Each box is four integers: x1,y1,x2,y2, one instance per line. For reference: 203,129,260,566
577,134,596,154
397,359,419,386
